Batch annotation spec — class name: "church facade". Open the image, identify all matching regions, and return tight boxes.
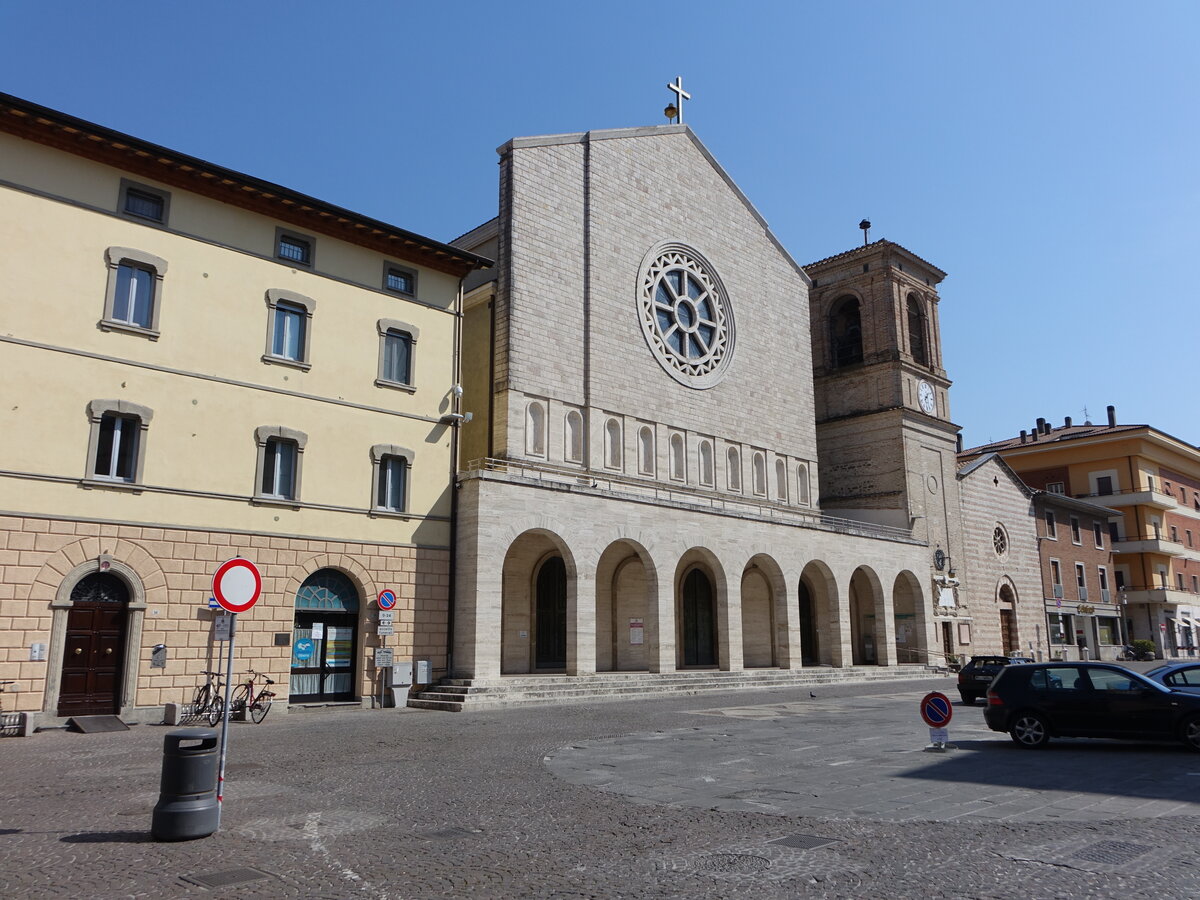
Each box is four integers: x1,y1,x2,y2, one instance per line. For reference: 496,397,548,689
450,125,961,681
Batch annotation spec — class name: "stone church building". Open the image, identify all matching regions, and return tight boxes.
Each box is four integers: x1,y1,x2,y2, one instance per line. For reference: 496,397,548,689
449,124,970,683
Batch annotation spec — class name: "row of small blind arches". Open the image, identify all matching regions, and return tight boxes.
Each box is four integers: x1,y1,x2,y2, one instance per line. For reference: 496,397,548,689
524,403,811,504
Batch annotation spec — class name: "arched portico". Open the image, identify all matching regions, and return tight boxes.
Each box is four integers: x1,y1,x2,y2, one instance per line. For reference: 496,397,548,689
799,561,838,666
741,555,786,668
892,570,927,664
595,539,656,672
849,566,886,665
500,529,577,675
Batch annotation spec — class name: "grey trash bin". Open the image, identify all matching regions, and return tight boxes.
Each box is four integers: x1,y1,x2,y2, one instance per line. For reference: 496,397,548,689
151,728,219,841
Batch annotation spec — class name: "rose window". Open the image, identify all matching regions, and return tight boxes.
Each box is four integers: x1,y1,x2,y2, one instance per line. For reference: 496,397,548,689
993,526,1008,556
638,243,734,389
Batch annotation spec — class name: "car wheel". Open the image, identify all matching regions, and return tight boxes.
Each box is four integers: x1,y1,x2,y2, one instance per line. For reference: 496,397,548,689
958,692,977,705
1181,715,1200,753
1009,712,1050,749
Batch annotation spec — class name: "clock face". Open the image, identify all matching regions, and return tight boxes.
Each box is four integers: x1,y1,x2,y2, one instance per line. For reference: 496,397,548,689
918,380,936,414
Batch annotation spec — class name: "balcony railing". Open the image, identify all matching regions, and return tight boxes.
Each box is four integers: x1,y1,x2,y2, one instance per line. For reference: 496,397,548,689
462,457,918,543
1112,533,1186,556
1074,486,1177,509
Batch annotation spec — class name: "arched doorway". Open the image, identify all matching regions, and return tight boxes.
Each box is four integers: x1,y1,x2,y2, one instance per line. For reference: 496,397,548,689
849,568,882,665
58,573,128,716
290,569,360,703
999,583,1017,656
535,556,567,670
679,568,717,667
797,578,819,666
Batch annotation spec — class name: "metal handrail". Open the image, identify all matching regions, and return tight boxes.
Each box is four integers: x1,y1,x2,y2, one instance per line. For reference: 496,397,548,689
463,457,917,542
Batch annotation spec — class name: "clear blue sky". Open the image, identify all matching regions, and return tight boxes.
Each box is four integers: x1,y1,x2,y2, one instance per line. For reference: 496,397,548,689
5,1,1197,448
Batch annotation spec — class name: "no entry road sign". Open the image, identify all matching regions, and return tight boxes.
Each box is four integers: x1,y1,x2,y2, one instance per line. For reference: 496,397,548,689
920,691,954,728
212,558,262,614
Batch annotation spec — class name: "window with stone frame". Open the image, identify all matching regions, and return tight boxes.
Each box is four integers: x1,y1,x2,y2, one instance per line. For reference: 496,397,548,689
85,399,153,486
263,289,316,370
775,458,788,501
752,451,767,496
370,444,413,514
101,247,168,338
254,426,307,503
376,319,418,390
797,463,810,506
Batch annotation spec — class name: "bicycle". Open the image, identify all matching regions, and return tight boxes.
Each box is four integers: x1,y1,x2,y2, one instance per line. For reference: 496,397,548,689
229,669,275,724
191,670,226,727
1,681,17,737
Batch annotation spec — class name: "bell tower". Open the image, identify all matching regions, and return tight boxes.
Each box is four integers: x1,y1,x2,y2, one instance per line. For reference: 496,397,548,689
805,239,961,568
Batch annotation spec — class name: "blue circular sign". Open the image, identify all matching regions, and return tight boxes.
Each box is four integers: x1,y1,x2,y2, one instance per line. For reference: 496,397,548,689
377,589,397,610
920,691,953,727
293,638,315,661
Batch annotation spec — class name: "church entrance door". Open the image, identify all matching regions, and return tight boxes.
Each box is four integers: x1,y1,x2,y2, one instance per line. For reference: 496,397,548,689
681,569,716,667
58,573,128,717
535,557,567,670
798,580,819,666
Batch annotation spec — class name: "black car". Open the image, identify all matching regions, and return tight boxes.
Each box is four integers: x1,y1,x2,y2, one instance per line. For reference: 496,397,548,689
957,655,1018,704
983,662,1200,751
1145,662,1200,694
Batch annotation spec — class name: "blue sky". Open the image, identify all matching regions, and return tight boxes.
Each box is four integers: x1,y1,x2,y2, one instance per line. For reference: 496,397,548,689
4,1,1197,448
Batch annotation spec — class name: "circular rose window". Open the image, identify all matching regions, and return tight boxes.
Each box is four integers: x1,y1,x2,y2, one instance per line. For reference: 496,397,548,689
993,525,1008,556
637,243,735,389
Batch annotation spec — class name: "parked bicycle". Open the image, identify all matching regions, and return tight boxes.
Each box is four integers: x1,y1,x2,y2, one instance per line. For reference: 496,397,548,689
1,680,18,737
230,669,275,724
191,669,226,727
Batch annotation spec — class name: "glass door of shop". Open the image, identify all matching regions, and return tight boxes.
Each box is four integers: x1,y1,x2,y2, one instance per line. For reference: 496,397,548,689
290,569,359,703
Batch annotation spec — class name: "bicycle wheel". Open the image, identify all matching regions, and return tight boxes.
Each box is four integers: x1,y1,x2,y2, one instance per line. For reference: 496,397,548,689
250,695,272,724
192,682,212,717
229,684,251,718
206,694,224,727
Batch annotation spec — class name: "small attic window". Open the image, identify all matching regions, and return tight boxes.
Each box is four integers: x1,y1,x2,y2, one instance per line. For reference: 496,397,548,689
862,263,869,273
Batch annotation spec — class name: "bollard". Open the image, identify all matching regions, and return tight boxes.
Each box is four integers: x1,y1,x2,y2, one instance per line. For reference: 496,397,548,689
151,728,219,841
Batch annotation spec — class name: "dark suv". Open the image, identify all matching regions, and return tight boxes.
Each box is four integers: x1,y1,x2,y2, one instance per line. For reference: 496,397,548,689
984,662,1200,751
957,656,1015,704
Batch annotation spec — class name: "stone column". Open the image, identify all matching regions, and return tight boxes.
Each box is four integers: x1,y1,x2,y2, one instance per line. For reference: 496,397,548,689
566,560,596,676
719,566,744,672
645,563,676,674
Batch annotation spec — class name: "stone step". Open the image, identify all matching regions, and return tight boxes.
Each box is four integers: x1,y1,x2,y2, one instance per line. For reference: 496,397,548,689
408,666,943,712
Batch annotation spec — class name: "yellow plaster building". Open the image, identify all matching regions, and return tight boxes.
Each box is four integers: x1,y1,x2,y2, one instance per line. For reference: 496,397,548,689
0,93,488,727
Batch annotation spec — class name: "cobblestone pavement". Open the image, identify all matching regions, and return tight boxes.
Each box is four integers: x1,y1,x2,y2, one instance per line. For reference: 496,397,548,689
2,676,1199,899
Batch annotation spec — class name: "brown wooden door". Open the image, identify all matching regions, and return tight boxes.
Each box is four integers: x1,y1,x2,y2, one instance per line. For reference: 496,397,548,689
58,575,128,716
1000,609,1017,656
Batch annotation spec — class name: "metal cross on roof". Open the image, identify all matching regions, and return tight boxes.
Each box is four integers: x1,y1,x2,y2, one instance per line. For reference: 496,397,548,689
667,76,691,124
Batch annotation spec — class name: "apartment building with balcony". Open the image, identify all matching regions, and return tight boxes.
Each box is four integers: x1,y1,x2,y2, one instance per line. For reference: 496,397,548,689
961,406,1200,659
0,93,489,726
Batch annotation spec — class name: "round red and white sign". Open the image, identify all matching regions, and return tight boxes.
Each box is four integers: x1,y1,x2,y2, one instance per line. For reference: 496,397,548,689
212,557,262,614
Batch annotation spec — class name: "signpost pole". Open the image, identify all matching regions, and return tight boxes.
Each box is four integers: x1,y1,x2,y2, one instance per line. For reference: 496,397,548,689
216,612,237,826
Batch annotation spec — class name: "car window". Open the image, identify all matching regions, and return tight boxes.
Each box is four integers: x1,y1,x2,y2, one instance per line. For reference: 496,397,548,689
1030,667,1083,691
1087,669,1140,691
1167,669,1200,687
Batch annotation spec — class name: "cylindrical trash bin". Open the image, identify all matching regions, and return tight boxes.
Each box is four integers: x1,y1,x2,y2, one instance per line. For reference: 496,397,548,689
151,728,219,841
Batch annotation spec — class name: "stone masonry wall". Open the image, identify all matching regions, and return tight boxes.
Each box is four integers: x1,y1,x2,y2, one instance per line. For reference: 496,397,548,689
0,514,449,716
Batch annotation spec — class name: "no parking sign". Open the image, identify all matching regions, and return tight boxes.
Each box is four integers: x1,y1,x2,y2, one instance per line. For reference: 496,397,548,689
377,589,397,610
920,691,954,750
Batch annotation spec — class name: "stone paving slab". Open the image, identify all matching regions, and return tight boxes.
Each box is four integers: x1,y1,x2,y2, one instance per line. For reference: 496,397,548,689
1,677,1198,898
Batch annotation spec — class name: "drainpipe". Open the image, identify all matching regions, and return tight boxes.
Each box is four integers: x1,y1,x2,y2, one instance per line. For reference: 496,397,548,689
445,277,465,679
